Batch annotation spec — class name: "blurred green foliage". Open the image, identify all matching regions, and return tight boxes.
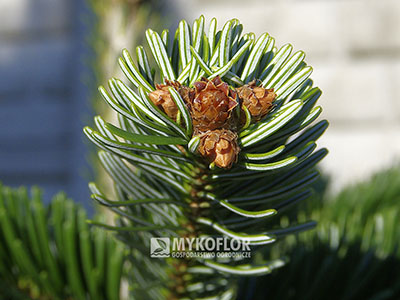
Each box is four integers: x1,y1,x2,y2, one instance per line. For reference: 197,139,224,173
85,0,164,114
0,184,125,300
240,166,400,300
84,0,165,202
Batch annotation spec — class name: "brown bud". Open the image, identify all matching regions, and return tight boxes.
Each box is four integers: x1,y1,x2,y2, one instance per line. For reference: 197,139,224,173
148,80,194,121
149,83,178,120
198,129,239,169
190,77,238,132
237,81,276,121
178,84,195,105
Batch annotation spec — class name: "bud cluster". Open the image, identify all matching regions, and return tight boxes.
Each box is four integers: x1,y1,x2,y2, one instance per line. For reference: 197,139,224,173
149,76,276,169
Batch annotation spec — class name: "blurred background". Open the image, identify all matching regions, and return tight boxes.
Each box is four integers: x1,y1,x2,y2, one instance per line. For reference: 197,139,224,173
0,0,399,207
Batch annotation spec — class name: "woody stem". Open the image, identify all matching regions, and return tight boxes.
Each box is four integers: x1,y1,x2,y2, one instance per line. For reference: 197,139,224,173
166,164,211,300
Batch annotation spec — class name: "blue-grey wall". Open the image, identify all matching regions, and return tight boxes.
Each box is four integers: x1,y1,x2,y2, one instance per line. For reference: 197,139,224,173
0,0,93,210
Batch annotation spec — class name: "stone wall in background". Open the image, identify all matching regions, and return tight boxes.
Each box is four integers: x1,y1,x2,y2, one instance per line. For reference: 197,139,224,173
0,0,91,206
170,0,400,191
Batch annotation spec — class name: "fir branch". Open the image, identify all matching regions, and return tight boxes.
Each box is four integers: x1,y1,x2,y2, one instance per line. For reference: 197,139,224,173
86,16,328,300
